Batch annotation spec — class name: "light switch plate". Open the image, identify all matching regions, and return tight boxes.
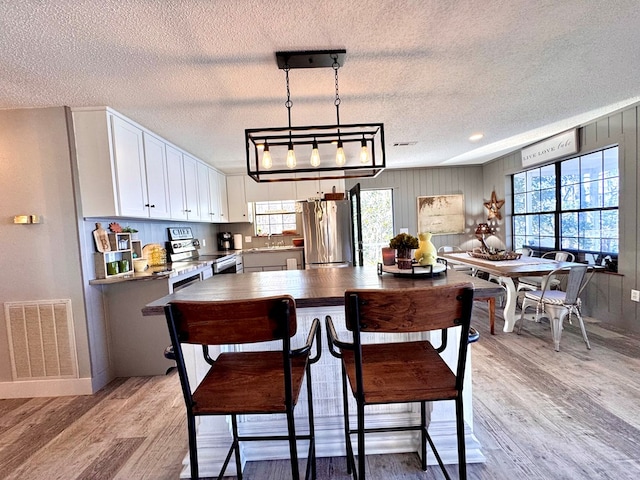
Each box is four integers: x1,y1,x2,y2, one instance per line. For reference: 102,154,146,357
631,289,640,302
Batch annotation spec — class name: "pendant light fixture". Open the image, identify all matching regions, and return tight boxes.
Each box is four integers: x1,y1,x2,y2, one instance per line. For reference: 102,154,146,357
246,49,386,183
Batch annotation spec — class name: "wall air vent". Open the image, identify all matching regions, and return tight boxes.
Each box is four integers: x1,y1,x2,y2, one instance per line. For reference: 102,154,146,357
4,299,79,380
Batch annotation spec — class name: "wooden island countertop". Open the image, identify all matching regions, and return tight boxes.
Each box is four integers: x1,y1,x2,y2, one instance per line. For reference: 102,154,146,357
142,265,504,316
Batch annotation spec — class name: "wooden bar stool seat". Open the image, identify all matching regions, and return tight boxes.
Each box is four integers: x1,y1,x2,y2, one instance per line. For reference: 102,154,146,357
327,283,476,480
165,295,322,480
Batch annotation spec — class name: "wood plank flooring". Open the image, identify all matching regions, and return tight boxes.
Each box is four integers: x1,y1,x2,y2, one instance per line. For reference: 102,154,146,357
1,305,639,479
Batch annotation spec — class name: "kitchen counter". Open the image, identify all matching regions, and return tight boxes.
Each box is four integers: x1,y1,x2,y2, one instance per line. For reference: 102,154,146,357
240,246,303,253
88,259,214,285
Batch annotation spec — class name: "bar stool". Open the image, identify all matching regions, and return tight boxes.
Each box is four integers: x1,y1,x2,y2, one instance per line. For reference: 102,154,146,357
165,295,322,479
326,283,475,480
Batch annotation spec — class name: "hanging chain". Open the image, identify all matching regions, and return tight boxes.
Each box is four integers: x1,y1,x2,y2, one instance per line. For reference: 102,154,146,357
284,65,293,130
333,57,341,126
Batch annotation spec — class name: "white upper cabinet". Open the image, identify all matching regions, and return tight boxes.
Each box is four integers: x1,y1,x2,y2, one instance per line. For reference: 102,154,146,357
72,106,228,222
319,177,345,196
182,154,200,221
294,172,345,200
206,168,229,223
165,144,188,220
110,115,149,217
73,108,171,218
243,174,296,202
295,173,322,200
142,132,171,219
216,170,229,223
207,167,220,222
226,175,252,223
196,161,211,222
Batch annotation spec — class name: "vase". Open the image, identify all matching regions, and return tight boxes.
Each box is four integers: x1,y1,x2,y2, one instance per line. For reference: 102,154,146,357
396,247,413,269
415,232,437,266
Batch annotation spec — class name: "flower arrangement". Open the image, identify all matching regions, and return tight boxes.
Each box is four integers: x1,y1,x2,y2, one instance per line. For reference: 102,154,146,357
121,226,138,233
389,233,418,250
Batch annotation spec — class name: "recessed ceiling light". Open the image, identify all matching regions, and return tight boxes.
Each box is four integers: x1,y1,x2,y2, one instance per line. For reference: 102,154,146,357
469,133,484,142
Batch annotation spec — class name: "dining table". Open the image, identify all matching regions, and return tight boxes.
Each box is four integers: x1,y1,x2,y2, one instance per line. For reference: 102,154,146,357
438,252,587,332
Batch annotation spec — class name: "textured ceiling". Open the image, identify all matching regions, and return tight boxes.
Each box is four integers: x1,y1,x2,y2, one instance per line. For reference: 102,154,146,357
2,0,640,174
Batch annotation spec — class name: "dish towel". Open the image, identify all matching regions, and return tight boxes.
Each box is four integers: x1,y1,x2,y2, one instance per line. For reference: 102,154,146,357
286,258,298,270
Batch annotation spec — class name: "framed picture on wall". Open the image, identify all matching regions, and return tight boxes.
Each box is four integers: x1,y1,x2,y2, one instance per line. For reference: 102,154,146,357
417,194,465,234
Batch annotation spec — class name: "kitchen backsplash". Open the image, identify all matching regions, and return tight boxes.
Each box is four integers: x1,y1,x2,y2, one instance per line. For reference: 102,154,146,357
82,218,221,257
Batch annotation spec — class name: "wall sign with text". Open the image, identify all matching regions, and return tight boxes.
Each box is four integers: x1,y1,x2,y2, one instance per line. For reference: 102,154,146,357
521,129,578,167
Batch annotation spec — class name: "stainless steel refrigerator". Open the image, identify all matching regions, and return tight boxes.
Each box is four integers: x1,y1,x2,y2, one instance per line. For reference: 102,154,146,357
301,199,353,268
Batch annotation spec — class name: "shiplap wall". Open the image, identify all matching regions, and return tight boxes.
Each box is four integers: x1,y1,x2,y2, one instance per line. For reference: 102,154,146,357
349,104,639,332
345,165,503,252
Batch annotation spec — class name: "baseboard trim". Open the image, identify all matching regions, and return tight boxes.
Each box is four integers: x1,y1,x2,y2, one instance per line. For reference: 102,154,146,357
0,377,94,398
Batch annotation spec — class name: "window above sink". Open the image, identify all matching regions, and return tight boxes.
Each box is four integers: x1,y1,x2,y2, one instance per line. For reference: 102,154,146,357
253,200,299,236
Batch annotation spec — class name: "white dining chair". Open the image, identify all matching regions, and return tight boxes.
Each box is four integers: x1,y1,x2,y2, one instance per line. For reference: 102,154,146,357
518,265,594,351
437,246,474,274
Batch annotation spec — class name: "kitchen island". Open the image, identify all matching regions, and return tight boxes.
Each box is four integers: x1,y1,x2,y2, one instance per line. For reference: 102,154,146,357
143,266,503,478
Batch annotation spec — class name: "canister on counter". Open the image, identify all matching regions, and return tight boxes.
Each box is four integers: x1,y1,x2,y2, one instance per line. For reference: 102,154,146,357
233,233,243,250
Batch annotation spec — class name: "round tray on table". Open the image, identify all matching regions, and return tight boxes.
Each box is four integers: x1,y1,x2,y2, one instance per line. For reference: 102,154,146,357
377,261,447,277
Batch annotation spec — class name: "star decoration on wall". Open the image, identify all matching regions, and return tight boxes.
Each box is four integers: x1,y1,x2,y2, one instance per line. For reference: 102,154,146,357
484,191,505,220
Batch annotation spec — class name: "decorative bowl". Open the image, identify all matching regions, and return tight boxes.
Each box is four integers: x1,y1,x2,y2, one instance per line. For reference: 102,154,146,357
133,258,148,272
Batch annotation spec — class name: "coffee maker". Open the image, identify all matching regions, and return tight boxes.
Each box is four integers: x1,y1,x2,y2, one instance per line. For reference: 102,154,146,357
218,232,233,250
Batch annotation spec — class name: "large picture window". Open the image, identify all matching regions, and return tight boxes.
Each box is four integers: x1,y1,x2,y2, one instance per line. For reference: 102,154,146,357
512,146,618,260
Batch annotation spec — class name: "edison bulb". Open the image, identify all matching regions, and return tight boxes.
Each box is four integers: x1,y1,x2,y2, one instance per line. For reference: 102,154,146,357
335,141,346,166
286,143,297,168
262,146,272,169
359,144,369,164
310,147,321,167
310,140,320,167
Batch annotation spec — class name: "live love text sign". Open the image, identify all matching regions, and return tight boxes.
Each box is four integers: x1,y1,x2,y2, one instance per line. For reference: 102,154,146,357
521,129,578,168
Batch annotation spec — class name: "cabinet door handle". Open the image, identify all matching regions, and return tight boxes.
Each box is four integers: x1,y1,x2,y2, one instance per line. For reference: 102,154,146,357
145,204,156,208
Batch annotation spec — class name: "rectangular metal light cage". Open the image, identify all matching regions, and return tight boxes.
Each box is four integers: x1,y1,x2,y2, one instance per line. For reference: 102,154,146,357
246,123,385,182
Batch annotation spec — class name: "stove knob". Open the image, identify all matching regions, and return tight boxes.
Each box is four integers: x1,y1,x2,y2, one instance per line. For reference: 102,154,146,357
173,243,180,249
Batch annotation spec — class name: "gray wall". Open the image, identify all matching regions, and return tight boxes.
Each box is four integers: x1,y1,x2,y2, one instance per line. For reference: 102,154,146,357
0,107,91,382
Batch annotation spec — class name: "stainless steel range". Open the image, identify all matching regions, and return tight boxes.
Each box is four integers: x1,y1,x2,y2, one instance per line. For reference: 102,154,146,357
167,227,238,274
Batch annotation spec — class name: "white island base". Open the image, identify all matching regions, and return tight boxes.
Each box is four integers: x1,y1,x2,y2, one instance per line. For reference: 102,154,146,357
175,305,485,478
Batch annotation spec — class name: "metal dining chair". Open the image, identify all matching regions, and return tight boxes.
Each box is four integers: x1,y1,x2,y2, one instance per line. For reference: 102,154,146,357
326,283,476,480
518,265,594,351
165,295,322,479
516,250,575,293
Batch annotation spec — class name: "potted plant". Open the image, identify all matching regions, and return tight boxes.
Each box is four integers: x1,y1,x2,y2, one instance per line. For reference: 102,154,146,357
122,226,139,241
389,233,418,269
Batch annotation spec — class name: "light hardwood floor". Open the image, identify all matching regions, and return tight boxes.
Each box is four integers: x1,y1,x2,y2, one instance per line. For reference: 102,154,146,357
1,305,640,480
